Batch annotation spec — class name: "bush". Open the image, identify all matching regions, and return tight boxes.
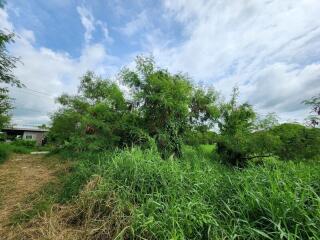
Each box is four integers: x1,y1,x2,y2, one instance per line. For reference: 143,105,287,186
10,145,31,154
0,132,6,142
184,130,217,146
0,144,11,164
13,139,36,148
271,123,320,160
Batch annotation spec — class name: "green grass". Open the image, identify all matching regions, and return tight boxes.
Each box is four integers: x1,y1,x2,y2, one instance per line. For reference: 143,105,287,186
51,148,320,239
0,140,50,164
0,144,11,164
8,146,319,239
0,142,35,163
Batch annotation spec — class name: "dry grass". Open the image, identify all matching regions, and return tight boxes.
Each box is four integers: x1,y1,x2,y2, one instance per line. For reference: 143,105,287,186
0,154,68,239
12,175,131,240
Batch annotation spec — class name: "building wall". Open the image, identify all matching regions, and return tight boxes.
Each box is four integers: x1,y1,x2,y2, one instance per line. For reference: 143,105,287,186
22,131,45,145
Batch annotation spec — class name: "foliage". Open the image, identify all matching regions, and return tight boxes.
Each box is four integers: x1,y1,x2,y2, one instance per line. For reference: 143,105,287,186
49,109,83,146
0,23,23,128
0,31,21,86
303,93,320,127
271,123,320,160
36,148,320,240
0,142,33,160
0,143,10,164
254,112,279,130
49,71,134,152
216,88,280,166
0,82,11,129
13,139,36,148
189,87,220,129
0,131,5,141
9,145,31,154
49,57,319,164
184,129,217,146
50,56,218,158
121,56,193,157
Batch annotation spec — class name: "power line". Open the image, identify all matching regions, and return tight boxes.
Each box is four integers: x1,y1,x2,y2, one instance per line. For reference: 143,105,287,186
10,106,54,114
9,86,56,99
23,87,54,97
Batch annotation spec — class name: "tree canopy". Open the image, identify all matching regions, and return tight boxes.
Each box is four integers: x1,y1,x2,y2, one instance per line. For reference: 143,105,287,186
0,29,23,128
49,56,320,165
50,56,220,158
303,94,320,128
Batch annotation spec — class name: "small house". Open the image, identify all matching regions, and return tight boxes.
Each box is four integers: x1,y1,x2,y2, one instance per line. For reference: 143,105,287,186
2,127,48,145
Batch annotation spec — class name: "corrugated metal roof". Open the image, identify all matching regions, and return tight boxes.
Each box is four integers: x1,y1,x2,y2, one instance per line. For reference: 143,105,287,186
2,127,48,132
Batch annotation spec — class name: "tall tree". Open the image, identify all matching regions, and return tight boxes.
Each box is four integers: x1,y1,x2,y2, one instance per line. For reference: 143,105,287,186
216,87,281,166
121,56,193,158
303,94,320,128
216,87,256,166
0,2,23,128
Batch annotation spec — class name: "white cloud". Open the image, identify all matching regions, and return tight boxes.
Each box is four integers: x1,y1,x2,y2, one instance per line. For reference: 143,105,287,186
97,20,113,44
0,8,119,126
77,5,113,44
0,7,13,30
152,0,320,122
2,0,320,125
119,11,148,36
76,5,95,43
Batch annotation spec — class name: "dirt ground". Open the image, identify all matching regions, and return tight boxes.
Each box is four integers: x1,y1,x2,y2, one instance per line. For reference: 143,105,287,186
0,154,59,238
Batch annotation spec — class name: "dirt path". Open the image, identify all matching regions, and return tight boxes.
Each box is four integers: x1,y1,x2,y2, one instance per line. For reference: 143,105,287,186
0,154,57,236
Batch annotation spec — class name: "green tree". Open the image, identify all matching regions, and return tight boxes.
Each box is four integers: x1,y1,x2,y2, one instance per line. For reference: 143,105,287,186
216,88,281,166
121,56,194,158
50,56,219,158
254,112,279,130
0,88,11,129
189,87,220,130
0,2,23,128
216,88,256,166
271,123,320,160
303,94,320,128
49,72,132,152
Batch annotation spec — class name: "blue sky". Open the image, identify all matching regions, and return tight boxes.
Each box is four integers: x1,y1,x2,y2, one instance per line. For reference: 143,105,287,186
1,0,320,126
6,0,184,58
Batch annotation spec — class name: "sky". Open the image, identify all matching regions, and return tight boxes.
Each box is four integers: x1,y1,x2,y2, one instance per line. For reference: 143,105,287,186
0,0,320,126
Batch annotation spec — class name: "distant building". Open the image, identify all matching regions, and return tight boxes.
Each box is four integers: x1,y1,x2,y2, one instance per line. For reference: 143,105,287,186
1,127,48,145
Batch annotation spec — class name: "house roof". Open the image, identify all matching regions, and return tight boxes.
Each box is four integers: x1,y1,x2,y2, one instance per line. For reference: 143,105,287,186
2,127,49,132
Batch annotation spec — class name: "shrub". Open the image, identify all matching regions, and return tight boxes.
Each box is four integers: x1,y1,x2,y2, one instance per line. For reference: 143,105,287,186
10,145,31,154
13,139,36,148
0,143,11,164
184,130,217,146
0,132,6,141
271,123,320,160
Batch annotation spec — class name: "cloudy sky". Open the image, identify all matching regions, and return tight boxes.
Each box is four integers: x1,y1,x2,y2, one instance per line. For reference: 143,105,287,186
1,0,320,126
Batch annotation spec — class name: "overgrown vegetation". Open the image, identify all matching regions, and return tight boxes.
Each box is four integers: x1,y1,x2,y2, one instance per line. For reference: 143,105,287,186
2,55,319,238
49,57,219,159
0,17,23,129
49,56,320,166
0,140,38,164
0,144,10,164
1,0,318,235
12,147,319,240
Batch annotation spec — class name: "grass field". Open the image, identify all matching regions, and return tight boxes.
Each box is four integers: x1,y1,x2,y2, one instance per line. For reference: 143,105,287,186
3,146,318,239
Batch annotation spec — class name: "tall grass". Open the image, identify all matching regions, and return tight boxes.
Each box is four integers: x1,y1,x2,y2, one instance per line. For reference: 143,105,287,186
52,148,320,239
0,144,11,164
0,142,35,164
